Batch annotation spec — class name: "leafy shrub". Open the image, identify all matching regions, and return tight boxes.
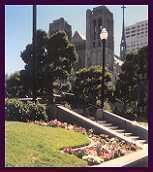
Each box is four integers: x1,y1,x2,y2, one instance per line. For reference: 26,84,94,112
104,101,112,112
46,104,57,120
5,98,27,121
26,101,48,121
5,98,48,122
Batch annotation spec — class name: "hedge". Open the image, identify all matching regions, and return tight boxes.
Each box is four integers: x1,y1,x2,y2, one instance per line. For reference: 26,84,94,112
5,98,48,122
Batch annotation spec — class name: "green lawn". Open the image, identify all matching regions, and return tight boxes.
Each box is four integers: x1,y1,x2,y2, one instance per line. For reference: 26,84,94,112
135,117,148,129
5,122,90,167
137,121,148,129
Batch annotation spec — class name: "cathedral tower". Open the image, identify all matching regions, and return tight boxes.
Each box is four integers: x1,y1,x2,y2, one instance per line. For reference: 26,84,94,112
85,6,114,71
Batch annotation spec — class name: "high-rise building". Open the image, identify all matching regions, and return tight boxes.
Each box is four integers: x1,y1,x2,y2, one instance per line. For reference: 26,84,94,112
125,20,148,54
85,6,114,71
48,17,72,39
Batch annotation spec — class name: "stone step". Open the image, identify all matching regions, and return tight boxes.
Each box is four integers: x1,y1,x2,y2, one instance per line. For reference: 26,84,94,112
102,123,113,127
128,136,140,140
108,126,119,130
96,119,147,145
97,120,107,124
123,132,133,136
114,129,125,133
136,139,147,144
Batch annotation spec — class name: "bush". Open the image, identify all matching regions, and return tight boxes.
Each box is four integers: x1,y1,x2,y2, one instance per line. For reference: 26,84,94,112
104,101,112,112
26,101,48,121
5,99,27,121
5,99,48,122
46,104,57,120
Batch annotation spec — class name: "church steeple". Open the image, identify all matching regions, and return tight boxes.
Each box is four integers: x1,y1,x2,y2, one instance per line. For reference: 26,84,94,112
120,5,127,61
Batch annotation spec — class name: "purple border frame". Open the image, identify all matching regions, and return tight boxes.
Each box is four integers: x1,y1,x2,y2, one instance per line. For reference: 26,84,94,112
1,0,153,171
0,3,5,168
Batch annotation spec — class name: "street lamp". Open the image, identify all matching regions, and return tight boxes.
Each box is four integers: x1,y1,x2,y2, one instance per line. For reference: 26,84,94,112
32,5,37,102
100,28,108,111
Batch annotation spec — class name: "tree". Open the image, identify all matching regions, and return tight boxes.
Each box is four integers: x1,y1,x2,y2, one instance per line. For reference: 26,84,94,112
135,47,148,118
72,66,114,112
114,47,148,119
45,31,77,102
20,30,48,98
20,30,77,102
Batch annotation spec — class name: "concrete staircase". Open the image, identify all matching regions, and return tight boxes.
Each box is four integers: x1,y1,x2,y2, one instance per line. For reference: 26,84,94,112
56,105,148,166
96,120,147,145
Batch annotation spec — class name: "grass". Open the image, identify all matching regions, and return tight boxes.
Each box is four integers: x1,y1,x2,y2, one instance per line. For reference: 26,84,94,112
5,122,90,167
136,117,148,129
137,121,148,129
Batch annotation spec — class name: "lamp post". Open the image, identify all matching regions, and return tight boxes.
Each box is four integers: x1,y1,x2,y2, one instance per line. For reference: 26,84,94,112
32,5,37,102
100,28,108,111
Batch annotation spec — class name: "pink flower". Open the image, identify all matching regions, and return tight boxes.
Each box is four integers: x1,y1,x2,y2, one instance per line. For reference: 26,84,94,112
63,147,73,154
100,152,113,160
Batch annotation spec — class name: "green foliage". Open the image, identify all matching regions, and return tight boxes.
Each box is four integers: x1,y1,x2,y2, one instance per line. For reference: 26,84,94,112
19,30,77,102
5,71,27,98
5,122,89,167
45,31,77,102
114,47,148,119
5,99,48,122
72,65,114,109
104,101,112,112
26,101,48,121
20,30,49,97
46,104,57,120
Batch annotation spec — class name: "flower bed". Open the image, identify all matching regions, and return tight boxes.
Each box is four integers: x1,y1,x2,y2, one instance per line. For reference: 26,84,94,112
34,119,86,134
34,119,140,166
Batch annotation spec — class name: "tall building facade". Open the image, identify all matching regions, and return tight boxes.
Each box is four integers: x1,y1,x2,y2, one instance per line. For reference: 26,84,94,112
125,20,148,54
49,17,72,39
85,6,114,71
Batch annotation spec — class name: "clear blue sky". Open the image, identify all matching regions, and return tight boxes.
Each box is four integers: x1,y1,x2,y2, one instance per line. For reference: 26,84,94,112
5,5,148,75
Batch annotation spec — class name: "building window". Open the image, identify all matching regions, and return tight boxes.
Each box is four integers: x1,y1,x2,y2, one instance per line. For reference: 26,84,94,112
131,34,136,37
93,42,95,48
131,30,136,33
93,20,96,40
98,41,101,47
98,18,102,33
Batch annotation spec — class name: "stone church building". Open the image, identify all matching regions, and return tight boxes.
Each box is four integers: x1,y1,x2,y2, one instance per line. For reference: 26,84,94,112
49,17,72,40
85,6,114,71
72,31,86,68
48,6,115,72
